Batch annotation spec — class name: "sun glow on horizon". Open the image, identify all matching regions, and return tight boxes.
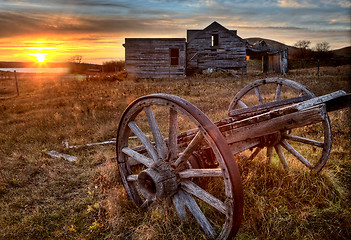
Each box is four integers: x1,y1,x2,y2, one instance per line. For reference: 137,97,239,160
30,53,49,63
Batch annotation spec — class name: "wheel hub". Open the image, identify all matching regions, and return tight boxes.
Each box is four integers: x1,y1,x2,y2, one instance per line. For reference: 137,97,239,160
259,132,282,147
137,161,179,201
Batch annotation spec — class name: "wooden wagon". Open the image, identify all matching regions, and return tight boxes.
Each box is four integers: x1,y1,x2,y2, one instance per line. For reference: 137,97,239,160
115,78,350,239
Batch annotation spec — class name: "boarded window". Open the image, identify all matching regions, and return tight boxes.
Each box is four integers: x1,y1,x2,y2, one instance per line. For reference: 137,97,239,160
170,48,179,66
211,34,219,46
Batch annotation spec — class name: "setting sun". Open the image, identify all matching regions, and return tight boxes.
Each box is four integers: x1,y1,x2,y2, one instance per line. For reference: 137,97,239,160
30,53,48,63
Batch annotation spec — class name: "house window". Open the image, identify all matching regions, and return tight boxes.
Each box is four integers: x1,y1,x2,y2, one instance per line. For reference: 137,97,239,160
170,48,179,65
211,34,219,46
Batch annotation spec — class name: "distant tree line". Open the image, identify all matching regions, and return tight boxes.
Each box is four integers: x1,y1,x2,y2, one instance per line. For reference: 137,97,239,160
290,40,349,69
102,60,125,72
292,40,333,59
67,56,125,74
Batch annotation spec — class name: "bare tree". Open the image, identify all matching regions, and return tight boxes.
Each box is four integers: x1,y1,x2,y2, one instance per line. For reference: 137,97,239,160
314,42,330,52
294,40,311,58
68,55,83,64
294,40,311,49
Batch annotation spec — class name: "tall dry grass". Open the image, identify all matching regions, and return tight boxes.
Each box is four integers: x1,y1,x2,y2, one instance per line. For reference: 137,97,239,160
0,66,350,239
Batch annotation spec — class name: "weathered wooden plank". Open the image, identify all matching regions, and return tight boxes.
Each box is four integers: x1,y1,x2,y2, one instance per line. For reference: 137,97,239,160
325,93,351,112
296,90,346,111
228,137,260,155
228,95,310,119
223,106,324,145
46,150,77,162
178,169,222,178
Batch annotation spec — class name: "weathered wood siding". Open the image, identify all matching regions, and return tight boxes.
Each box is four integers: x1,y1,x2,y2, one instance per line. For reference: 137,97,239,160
124,38,186,79
187,22,247,74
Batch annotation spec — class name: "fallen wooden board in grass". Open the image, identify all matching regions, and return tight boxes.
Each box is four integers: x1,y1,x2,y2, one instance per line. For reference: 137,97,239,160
46,150,77,162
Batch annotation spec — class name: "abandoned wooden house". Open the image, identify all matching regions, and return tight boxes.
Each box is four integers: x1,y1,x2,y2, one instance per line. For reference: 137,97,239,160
123,22,246,78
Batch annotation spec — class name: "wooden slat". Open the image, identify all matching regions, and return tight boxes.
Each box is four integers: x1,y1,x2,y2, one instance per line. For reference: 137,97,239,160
223,106,324,145
178,169,222,178
325,93,351,112
295,90,346,111
228,95,310,119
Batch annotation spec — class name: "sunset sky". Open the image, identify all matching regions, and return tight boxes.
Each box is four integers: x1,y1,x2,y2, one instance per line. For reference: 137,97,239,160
0,0,350,64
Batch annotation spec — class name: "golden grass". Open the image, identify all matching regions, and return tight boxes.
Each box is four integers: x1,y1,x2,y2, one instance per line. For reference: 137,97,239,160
0,66,350,239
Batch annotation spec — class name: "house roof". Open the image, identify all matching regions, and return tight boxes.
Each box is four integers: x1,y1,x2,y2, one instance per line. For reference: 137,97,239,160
187,21,242,43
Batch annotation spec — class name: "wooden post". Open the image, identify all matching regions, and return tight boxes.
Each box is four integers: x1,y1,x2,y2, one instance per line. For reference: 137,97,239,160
317,59,320,76
14,70,19,96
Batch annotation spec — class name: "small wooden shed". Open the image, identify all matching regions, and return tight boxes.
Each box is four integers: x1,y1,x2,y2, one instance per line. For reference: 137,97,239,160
124,38,186,79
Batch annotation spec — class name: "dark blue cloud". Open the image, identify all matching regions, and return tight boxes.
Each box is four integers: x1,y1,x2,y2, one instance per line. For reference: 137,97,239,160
0,0,349,49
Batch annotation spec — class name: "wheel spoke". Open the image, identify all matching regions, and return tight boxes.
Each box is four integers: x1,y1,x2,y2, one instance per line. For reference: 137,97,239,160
172,192,187,220
283,133,324,148
238,100,248,108
126,174,138,181
266,146,273,163
274,144,288,168
281,140,313,168
181,180,226,214
122,147,154,167
178,189,216,239
141,199,153,209
128,121,158,161
254,86,264,104
178,169,222,178
174,131,204,167
169,108,178,161
144,106,168,160
248,147,262,160
275,83,282,101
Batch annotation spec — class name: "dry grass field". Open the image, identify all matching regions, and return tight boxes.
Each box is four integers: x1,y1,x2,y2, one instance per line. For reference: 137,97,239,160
0,65,350,239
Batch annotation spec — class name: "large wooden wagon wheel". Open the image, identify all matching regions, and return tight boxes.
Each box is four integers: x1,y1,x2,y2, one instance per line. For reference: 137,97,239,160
117,94,243,239
228,78,332,172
